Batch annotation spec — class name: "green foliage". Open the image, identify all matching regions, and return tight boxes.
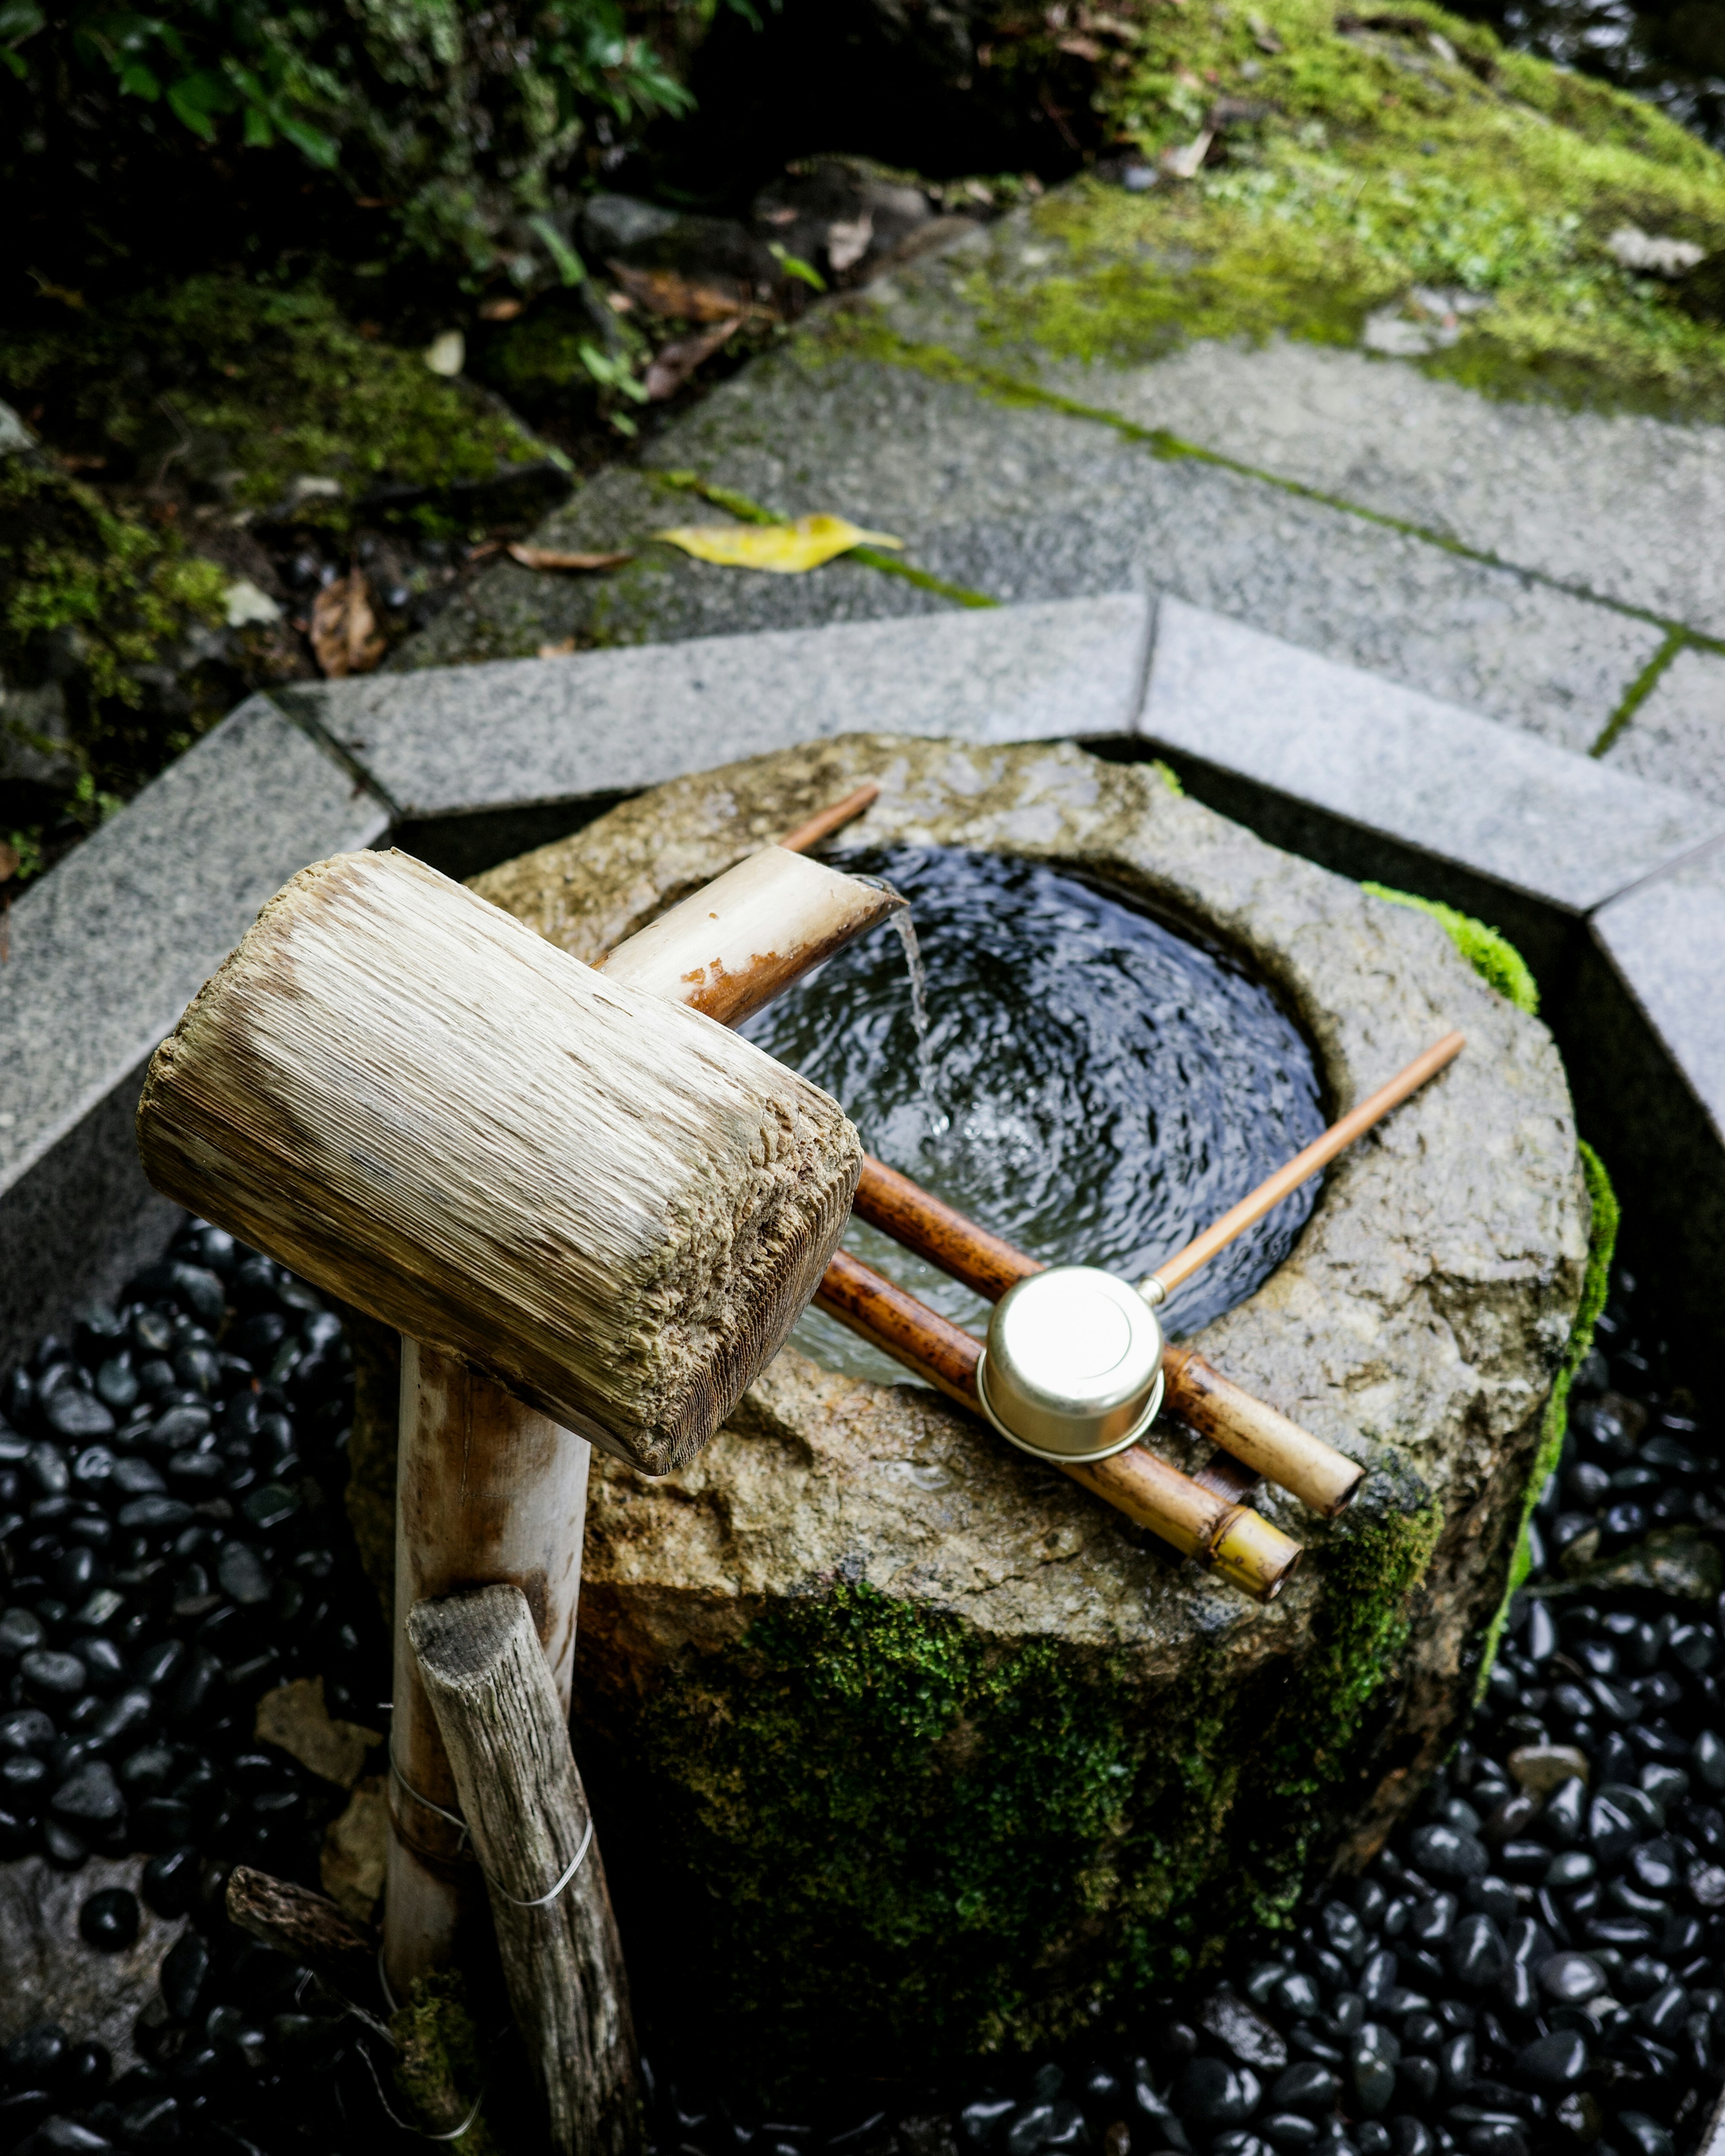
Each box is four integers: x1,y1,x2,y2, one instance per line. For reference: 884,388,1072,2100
2,459,225,705
1,276,540,530
1362,884,1540,1014
1,0,747,284
961,0,1725,420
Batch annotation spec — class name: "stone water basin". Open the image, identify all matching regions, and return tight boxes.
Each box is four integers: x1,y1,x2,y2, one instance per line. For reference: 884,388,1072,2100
470,733,1592,2079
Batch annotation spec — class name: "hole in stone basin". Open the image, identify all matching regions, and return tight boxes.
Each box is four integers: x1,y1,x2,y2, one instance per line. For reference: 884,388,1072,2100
739,845,1328,1385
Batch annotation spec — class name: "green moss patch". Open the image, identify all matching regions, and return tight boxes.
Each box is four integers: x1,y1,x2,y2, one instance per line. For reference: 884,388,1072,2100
1362,883,1539,1013
940,0,1725,420
618,1476,1442,2087
1,277,543,535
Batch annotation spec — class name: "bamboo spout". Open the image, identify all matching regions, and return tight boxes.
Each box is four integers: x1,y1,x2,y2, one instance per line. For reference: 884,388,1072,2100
814,1251,1300,1603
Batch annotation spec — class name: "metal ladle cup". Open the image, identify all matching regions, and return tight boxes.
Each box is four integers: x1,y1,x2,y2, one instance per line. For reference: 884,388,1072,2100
975,1266,1165,1464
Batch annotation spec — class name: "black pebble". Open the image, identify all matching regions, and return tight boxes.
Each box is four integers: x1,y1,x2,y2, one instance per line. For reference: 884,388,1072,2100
22,1650,86,1701
139,1845,201,1918
1513,2027,1587,2088
45,1392,116,1441
1176,2059,1260,2125
49,1759,125,1827
160,1931,209,2023
1448,1916,1508,1990
4,2023,69,2082
79,1887,140,1950
1409,1825,1490,1882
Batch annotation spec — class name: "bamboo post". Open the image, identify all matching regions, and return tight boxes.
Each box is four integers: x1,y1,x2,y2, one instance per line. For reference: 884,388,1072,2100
411,1585,640,2156
384,1343,593,1992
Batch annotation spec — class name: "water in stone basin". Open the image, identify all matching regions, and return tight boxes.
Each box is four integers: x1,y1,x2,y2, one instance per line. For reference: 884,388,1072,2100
739,846,1328,1381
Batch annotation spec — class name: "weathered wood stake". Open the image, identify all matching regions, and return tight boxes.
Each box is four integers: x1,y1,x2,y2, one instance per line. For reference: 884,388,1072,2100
411,1585,641,2156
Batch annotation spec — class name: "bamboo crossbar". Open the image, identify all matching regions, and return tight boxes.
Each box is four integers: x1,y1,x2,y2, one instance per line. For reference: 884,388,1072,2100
849,1157,1363,1519
814,1250,1301,1602
775,782,880,856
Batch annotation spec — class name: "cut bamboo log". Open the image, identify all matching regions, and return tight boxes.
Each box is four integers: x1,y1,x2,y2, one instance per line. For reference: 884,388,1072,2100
136,848,860,1476
597,844,902,1026
814,1250,1300,1602
410,1585,641,2156
384,1342,594,1992
849,1156,1361,1518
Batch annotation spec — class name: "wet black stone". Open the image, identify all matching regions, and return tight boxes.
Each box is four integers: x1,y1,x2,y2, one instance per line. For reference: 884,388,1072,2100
75,1639,126,1693
1511,2029,1587,2090
79,1887,140,1950
1278,1975,1322,2019
141,1846,200,1918
87,1688,153,1753
1323,1903,1368,1969
49,1758,124,1827
1261,2115,1319,2149
22,1650,86,1701
1269,2066,1337,2117
239,1483,300,1533
1448,1918,1508,1992
62,2042,109,2096
110,1459,165,1499
1615,2117,1673,2156
165,1650,224,1727
133,1640,185,1691
169,1265,226,1325
25,1442,71,1497
0,2090,53,2138
115,1497,193,1536
1411,1828,1489,1883
1176,2059,1260,2125
0,1606,48,1660
160,1932,209,2023
1691,1731,1725,1792
1591,1787,1655,1864
1387,2124,1432,2156
215,1542,271,1606
133,1798,195,1851
44,1393,115,1442
1639,1982,1690,2037
118,2093,182,2146
1396,2057,1439,2104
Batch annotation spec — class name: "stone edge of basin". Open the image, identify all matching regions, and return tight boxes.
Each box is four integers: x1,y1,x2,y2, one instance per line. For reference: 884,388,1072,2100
2,588,1721,1367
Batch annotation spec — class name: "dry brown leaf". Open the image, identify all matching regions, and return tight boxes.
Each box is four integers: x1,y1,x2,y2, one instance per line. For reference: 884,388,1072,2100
1057,32,1105,57
509,544,634,572
0,842,18,885
607,259,752,323
537,637,579,658
310,572,386,678
479,296,524,321
644,316,745,401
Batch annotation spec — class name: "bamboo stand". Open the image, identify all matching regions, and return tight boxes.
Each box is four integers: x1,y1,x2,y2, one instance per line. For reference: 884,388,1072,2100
384,1342,593,1994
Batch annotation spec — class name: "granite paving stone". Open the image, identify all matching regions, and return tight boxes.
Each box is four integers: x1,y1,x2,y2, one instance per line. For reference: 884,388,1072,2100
1591,837,1725,1138
1141,596,1725,916
1603,644,1725,805
0,695,388,1365
869,214,1725,639
304,593,1152,819
404,347,1662,752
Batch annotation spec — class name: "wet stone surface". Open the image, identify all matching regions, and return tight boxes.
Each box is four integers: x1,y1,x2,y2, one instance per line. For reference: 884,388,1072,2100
2,1231,1724,2151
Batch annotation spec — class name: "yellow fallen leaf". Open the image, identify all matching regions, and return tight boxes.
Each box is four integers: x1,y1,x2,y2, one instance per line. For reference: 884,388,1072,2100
654,513,904,574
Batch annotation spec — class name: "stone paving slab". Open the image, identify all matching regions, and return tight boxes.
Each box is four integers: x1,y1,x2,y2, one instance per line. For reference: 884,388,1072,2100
1602,645,1725,806
1591,838,1725,1139
406,348,1662,754
871,214,1725,640
0,695,387,1366
294,593,1152,819
401,466,951,672
1141,597,1725,916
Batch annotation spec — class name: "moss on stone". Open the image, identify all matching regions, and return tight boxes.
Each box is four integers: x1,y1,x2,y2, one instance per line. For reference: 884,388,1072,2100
0,276,541,535
1362,883,1539,1014
390,1969,503,2153
621,1467,1442,2085
1476,1139,1619,1681
871,0,1725,421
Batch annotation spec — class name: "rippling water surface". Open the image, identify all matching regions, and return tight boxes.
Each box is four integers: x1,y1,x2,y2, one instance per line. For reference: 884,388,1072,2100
740,846,1327,1384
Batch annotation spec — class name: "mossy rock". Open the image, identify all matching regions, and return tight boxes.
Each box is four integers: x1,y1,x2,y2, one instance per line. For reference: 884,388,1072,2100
469,735,1591,2087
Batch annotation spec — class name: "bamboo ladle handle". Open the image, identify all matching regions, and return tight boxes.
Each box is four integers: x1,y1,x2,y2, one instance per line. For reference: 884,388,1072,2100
1138,1032,1466,1303
814,1250,1301,1603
